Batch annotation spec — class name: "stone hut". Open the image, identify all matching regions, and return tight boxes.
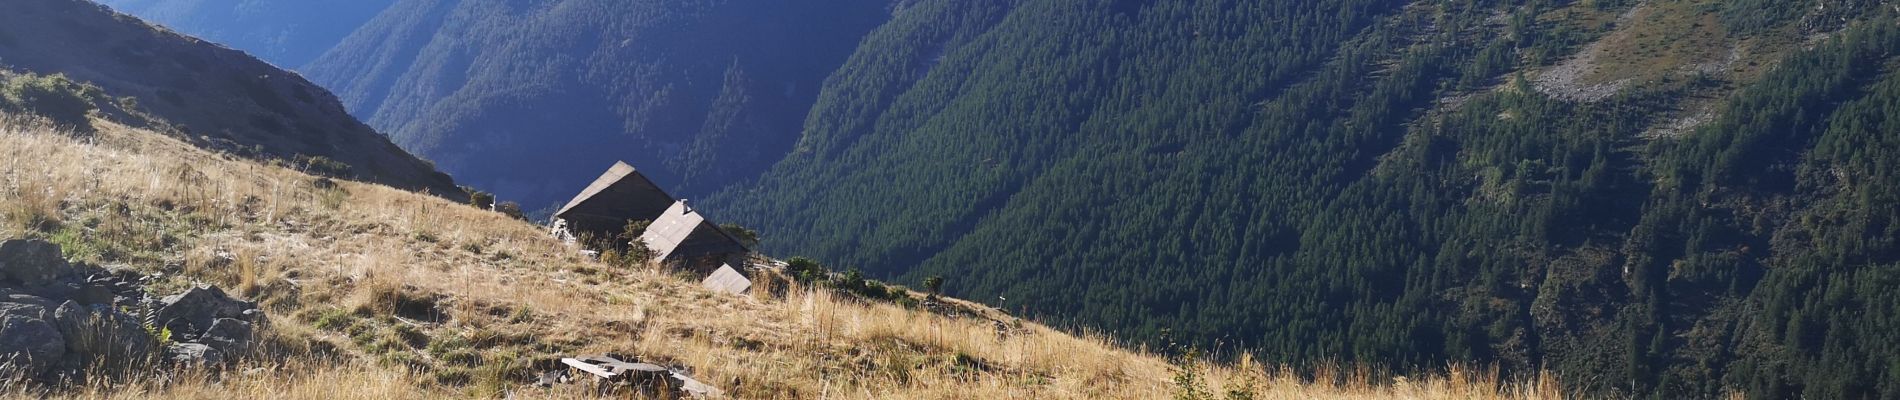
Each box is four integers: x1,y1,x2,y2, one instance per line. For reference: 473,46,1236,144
639,200,751,276
551,162,676,244
552,162,756,293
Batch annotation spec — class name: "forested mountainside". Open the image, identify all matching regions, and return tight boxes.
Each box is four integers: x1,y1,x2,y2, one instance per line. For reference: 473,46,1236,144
301,0,895,209
0,0,457,195
704,0,1900,398
91,0,395,68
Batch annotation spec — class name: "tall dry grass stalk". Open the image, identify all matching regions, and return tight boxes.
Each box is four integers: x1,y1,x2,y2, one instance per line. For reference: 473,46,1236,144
0,115,1574,399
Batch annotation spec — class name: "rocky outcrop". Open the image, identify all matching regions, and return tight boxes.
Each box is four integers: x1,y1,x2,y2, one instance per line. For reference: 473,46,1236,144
0,300,67,377
0,239,263,381
0,239,73,286
155,285,262,359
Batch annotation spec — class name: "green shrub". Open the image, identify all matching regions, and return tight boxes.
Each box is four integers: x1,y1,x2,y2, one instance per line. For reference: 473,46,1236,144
1,73,97,130
614,219,652,244
312,308,359,330
599,242,654,269
864,280,890,299
922,276,945,297
293,154,352,178
1172,348,1212,400
143,323,175,349
785,257,826,284
495,201,526,221
432,368,473,385
835,268,866,292
463,187,495,210
426,335,468,354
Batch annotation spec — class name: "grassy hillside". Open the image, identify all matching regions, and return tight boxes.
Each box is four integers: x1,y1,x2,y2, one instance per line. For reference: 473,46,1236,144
0,0,458,197
302,0,896,210
706,0,1900,397
0,113,1564,399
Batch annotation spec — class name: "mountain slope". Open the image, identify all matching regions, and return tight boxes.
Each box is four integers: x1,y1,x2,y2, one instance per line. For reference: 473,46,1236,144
0,0,457,196
707,0,1900,397
90,0,395,68
303,0,895,209
0,112,1564,399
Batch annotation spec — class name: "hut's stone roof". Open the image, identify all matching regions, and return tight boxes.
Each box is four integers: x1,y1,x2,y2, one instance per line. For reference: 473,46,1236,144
555,162,677,240
639,201,749,262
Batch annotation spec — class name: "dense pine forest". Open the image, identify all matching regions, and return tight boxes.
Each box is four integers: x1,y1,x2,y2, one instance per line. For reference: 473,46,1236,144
703,0,1900,398
300,0,895,208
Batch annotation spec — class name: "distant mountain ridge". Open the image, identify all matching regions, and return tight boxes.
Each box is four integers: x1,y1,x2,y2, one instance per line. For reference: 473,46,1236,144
91,0,395,68
0,0,457,195
300,0,897,210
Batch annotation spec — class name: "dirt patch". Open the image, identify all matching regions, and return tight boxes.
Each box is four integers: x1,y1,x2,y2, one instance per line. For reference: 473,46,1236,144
1535,1,1739,102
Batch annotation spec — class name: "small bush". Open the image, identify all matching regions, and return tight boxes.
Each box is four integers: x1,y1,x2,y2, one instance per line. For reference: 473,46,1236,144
615,219,652,244
432,368,473,385
864,280,889,298
599,247,651,270
785,257,826,284
0,73,98,131
316,181,348,210
495,202,526,221
143,323,175,349
506,306,534,324
923,276,945,297
834,268,867,292
377,350,424,369
462,187,495,210
312,308,359,331
293,154,353,178
439,350,483,367
1173,348,1212,400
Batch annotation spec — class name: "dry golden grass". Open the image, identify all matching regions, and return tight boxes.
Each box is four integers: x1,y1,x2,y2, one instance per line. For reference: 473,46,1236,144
0,113,1569,399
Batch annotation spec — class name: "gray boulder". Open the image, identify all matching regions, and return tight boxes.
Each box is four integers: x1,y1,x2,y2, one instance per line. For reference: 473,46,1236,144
200,318,253,354
0,301,66,377
0,296,55,317
75,284,115,306
19,281,81,301
52,301,153,362
0,239,71,286
165,342,222,366
155,285,256,338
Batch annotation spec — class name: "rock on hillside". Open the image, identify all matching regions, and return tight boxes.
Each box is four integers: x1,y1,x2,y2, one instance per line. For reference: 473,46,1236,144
0,0,458,197
0,239,261,381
